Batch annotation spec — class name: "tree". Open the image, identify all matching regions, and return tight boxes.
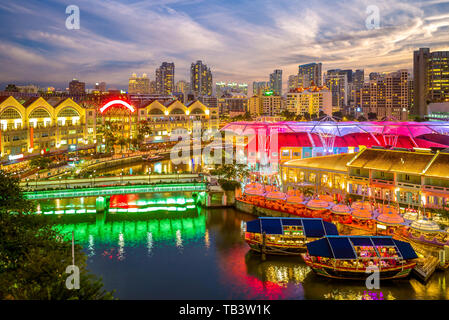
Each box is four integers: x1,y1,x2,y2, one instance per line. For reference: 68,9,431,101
0,170,114,300
357,115,367,122
5,84,18,92
30,157,51,170
0,170,35,213
280,110,296,121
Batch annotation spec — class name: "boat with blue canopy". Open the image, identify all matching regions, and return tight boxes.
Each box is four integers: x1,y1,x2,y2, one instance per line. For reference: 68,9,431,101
244,217,339,255
302,235,418,280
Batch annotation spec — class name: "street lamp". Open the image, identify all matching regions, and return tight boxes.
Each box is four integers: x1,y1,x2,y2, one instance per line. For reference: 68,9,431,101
90,174,93,187
148,167,151,184
93,169,96,187
59,176,62,188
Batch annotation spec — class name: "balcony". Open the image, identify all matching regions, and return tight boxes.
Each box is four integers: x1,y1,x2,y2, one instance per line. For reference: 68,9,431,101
371,178,395,187
422,185,449,195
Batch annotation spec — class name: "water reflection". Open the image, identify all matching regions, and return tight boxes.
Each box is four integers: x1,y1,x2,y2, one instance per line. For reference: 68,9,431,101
38,193,449,299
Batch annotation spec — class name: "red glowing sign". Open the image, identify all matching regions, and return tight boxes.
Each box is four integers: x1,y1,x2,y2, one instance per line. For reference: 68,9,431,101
100,100,135,113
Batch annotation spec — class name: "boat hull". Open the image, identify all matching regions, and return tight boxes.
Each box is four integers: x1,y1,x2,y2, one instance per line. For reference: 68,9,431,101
246,239,306,255
303,259,415,280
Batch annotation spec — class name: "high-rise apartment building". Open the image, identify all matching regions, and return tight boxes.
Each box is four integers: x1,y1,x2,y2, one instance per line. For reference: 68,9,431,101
288,75,299,91
324,70,348,112
262,93,282,116
298,63,322,87
253,81,269,96
155,62,175,95
190,60,213,97
286,87,332,116
413,48,449,116
360,70,409,120
69,79,85,95
269,69,283,96
128,73,150,94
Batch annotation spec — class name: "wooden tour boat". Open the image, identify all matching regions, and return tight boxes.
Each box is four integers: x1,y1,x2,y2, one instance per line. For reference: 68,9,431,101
245,217,339,255
302,235,418,280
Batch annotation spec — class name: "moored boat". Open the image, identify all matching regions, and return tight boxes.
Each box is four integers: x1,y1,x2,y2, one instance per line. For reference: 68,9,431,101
302,235,418,280
244,217,339,255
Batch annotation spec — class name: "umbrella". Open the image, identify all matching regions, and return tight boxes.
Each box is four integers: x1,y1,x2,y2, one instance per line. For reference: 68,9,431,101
351,208,373,220
266,191,286,201
331,204,352,215
306,199,331,210
286,195,304,204
410,219,442,233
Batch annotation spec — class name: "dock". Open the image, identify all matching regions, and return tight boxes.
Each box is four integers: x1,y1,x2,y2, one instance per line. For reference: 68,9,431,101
412,256,440,282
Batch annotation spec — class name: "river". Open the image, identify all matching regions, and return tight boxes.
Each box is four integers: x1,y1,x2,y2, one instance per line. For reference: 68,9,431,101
34,192,449,300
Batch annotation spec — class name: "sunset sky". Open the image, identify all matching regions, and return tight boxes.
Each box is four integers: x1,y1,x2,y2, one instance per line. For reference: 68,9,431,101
1,0,449,90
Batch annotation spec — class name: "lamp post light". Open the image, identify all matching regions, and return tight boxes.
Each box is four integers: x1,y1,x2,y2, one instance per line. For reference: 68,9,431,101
148,167,151,184
93,169,96,187
59,176,62,188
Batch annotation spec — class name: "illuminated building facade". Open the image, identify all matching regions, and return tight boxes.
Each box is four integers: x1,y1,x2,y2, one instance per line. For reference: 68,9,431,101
269,69,282,96
359,70,409,120
281,148,449,210
413,48,449,117
252,81,269,96
298,63,322,87
286,87,332,116
190,60,212,97
69,79,85,95
155,62,175,95
0,96,219,157
128,73,150,94
324,70,348,112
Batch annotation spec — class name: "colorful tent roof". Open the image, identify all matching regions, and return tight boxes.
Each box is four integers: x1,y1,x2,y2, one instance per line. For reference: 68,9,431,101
351,209,373,220
410,219,442,233
331,204,352,215
306,236,418,260
265,191,286,201
286,195,304,204
318,194,334,202
376,212,405,226
306,199,331,210
245,217,338,238
244,187,265,196
351,201,372,210
403,210,418,221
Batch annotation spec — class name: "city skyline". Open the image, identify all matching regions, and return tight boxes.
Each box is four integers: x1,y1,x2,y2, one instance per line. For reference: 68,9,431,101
1,0,449,91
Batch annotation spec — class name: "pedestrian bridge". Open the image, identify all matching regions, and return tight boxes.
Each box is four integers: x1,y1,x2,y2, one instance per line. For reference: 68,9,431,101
24,183,207,200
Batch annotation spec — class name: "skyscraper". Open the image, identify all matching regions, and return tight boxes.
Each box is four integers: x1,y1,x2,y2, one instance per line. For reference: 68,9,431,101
190,60,213,97
155,62,175,95
269,69,282,95
413,48,449,116
128,73,150,94
94,82,106,92
298,63,322,87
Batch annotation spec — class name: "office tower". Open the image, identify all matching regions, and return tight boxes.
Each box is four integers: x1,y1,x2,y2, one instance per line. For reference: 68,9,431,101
128,73,150,94
288,75,299,91
324,70,348,112
253,81,269,96
413,48,449,116
360,70,409,120
69,79,85,95
269,69,283,95
150,80,157,94
190,60,213,97
286,87,332,116
298,63,322,87
155,62,175,95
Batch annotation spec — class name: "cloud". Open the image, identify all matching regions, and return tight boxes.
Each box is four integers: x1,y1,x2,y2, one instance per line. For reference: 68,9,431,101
0,0,448,91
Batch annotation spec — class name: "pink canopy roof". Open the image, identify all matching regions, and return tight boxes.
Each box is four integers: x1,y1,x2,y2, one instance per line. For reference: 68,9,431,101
222,121,449,148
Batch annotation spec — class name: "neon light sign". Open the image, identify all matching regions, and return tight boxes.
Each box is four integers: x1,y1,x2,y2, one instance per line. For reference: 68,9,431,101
100,100,135,113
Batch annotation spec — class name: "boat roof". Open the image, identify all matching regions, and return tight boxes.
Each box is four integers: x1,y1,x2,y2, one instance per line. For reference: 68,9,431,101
306,235,418,260
246,217,338,238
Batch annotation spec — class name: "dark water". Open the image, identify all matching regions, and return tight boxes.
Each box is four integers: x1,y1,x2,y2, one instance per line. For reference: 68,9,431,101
38,194,449,300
